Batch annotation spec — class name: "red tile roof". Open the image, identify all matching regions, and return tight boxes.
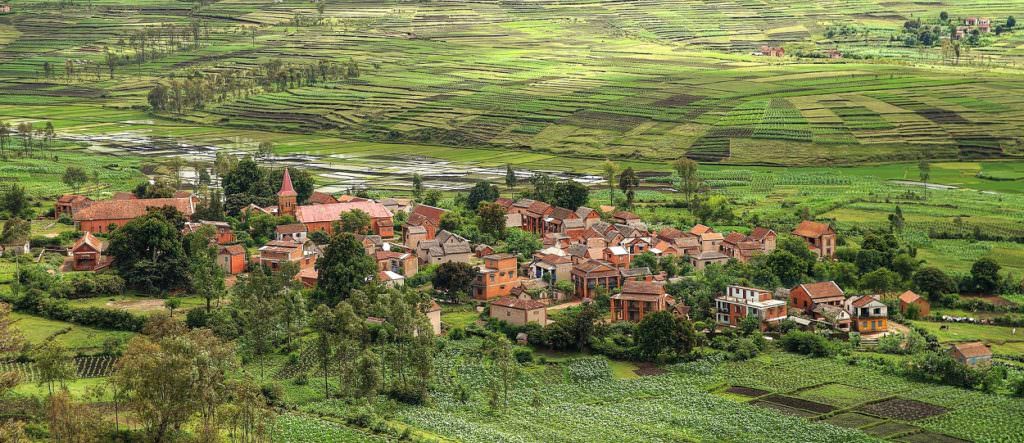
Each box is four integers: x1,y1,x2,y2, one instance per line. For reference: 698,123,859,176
296,201,393,223
278,168,297,197
749,227,775,241
307,191,338,205
723,232,748,245
796,281,844,300
219,244,246,256
952,342,991,358
408,204,446,227
690,224,712,235
72,232,105,253
491,296,546,310
898,290,922,304
620,280,665,296
275,223,307,234
793,220,834,238
73,197,195,221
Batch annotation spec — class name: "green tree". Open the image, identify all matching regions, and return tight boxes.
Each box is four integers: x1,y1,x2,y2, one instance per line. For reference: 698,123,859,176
34,340,77,395
432,261,477,302
467,181,499,210
232,268,287,379
971,258,1002,294
859,268,901,295
618,167,640,208
307,304,336,399
0,303,23,396
411,173,424,200
673,157,700,206
1008,16,1016,28
62,166,88,193
0,217,30,250
184,226,225,313
635,311,695,361
498,228,542,261
551,180,589,211
353,349,382,398
505,164,517,197
913,266,956,301
0,184,29,218
602,159,618,206
919,159,931,200
339,208,371,233
485,335,518,408
256,141,273,164
107,210,189,293
314,232,377,306
888,205,905,232
477,201,507,237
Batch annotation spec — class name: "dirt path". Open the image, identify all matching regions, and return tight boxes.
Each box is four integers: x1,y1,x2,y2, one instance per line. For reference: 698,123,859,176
106,299,167,312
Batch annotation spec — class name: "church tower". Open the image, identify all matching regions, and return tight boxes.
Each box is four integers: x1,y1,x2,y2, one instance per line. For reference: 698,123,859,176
278,168,298,217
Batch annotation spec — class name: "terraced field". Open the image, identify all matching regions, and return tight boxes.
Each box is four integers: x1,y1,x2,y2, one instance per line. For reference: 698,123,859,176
0,0,1022,165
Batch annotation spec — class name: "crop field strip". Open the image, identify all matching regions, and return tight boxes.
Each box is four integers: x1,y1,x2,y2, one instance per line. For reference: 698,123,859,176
1,0,1023,166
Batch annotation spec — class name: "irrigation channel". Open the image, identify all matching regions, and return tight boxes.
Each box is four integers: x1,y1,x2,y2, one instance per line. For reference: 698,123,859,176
62,131,605,193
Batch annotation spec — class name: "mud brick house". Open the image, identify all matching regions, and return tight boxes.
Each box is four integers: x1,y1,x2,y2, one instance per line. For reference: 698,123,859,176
375,250,418,278
792,220,836,259
509,199,553,234
575,206,601,228
425,301,442,335
307,191,338,205
950,342,992,366
528,253,573,283
612,211,642,226
714,285,787,330
69,232,111,271
217,244,247,275
689,250,730,270
898,290,930,318
812,304,852,331
571,258,621,298
275,223,308,242
55,194,92,219
610,280,671,323
490,296,547,326
415,230,472,265
404,204,446,241
790,281,845,312
473,254,521,300
258,239,318,271
845,295,888,334
183,220,236,245
73,197,196,233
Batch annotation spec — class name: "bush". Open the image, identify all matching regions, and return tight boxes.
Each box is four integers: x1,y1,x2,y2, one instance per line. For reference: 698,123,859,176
513,347,533,364
779,331,840,357
53,273,126,299
4,290,145,331
185,308,209,328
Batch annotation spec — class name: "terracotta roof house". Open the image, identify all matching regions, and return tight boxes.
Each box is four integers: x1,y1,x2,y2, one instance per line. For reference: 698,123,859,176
575,206,601,228
690,224,713,235
529,254,572,283
217,244,247,275
792,220,836,259
73,197,196,234
844,295,888,334
950,342,992,366
790,281,845,312
699,232,724,252
375,250,418,277
473,254,521,300
612,211,642,226
275,223,308,242
258,239,318,272
405,204,446,241
380,197,412,215
571,259,620,298
55,194,93,219
475,244,495,258
715,285,787,330
494,197,515,211
111,192,137,200
183,220,235,245
898,290,930,318
509,198,553,234
298,268,318,287
415,230,472,265
490,296,547,326
611,280,671,323
307,191,338,205
748,227,777,252
295,201,394,238
68,232,111,271
812,304,851,331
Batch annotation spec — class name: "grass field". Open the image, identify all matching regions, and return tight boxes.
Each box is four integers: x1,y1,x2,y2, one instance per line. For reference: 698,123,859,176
9,312,135,352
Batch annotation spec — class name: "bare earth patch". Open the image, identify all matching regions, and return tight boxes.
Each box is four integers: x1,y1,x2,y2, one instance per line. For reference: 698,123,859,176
725,386,770,397
634,362,666,377
106,299,168,312
858,398,946,421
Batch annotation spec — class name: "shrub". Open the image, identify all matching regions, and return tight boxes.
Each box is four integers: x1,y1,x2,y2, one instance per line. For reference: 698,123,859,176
779,331,839,357
513,347,533,364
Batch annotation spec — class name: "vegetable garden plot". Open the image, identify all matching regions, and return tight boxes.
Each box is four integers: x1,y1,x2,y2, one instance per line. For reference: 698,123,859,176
858,398,947,421
861,421,921,438
725,386,770,397
823,412,885,429
761,394,836,414
897,432,970,443
750,399,820,417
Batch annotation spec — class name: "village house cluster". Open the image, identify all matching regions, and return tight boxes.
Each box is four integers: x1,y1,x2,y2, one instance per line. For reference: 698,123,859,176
53,170,972,348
